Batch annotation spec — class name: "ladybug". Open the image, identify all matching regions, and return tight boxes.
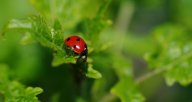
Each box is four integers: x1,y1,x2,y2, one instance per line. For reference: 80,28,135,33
64,36,87,62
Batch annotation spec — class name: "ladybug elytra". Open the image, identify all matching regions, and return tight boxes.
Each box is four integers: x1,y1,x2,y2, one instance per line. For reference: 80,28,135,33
64,36,87,61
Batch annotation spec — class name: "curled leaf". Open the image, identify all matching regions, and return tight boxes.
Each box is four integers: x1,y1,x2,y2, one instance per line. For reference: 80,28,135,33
86,64,102,79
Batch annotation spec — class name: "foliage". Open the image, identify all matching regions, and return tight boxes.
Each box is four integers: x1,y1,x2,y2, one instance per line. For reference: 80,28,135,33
144,25,192,86
0,64,43,102
1,0,192,102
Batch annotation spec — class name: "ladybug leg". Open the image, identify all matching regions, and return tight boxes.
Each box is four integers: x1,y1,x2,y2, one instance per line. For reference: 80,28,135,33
80,45,87,62
77,48,87,63
81,53,87,62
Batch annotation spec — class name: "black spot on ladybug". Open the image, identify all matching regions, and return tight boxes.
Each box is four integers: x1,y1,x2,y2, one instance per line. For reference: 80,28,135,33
73,45,76,49
76,38,80,41
66,38,70,41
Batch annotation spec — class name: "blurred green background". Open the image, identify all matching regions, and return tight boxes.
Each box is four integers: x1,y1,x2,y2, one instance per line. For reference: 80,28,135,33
1,0,192,102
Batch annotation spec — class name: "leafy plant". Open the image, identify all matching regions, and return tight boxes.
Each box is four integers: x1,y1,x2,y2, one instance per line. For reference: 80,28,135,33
1,0,192,102
0,64,43,102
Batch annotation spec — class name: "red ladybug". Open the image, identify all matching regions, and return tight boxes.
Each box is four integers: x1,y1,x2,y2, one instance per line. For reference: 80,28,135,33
64,36,87,61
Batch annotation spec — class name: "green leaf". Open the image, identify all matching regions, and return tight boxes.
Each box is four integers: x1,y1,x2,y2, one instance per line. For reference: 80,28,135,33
165,43,192,86
20,32,35,45
111,53,145,102
111,78,145,102
3,15,77,66
4,19,32,31
29,0,101,29
145,24,192,86
76,0,112,43
52,52,77,66
86,64,102,79
0,64,43,102
25,87,43,96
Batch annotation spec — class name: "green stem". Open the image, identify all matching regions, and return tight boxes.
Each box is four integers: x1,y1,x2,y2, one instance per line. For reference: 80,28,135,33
115,0,135,32
97,0,111,17
136,51,192,84
50,0,56,24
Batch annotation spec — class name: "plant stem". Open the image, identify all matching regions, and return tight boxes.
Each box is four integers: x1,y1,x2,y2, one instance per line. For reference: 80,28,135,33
97,0,112,17
50,0,56,24
115,0,135,32
136,51,192,84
